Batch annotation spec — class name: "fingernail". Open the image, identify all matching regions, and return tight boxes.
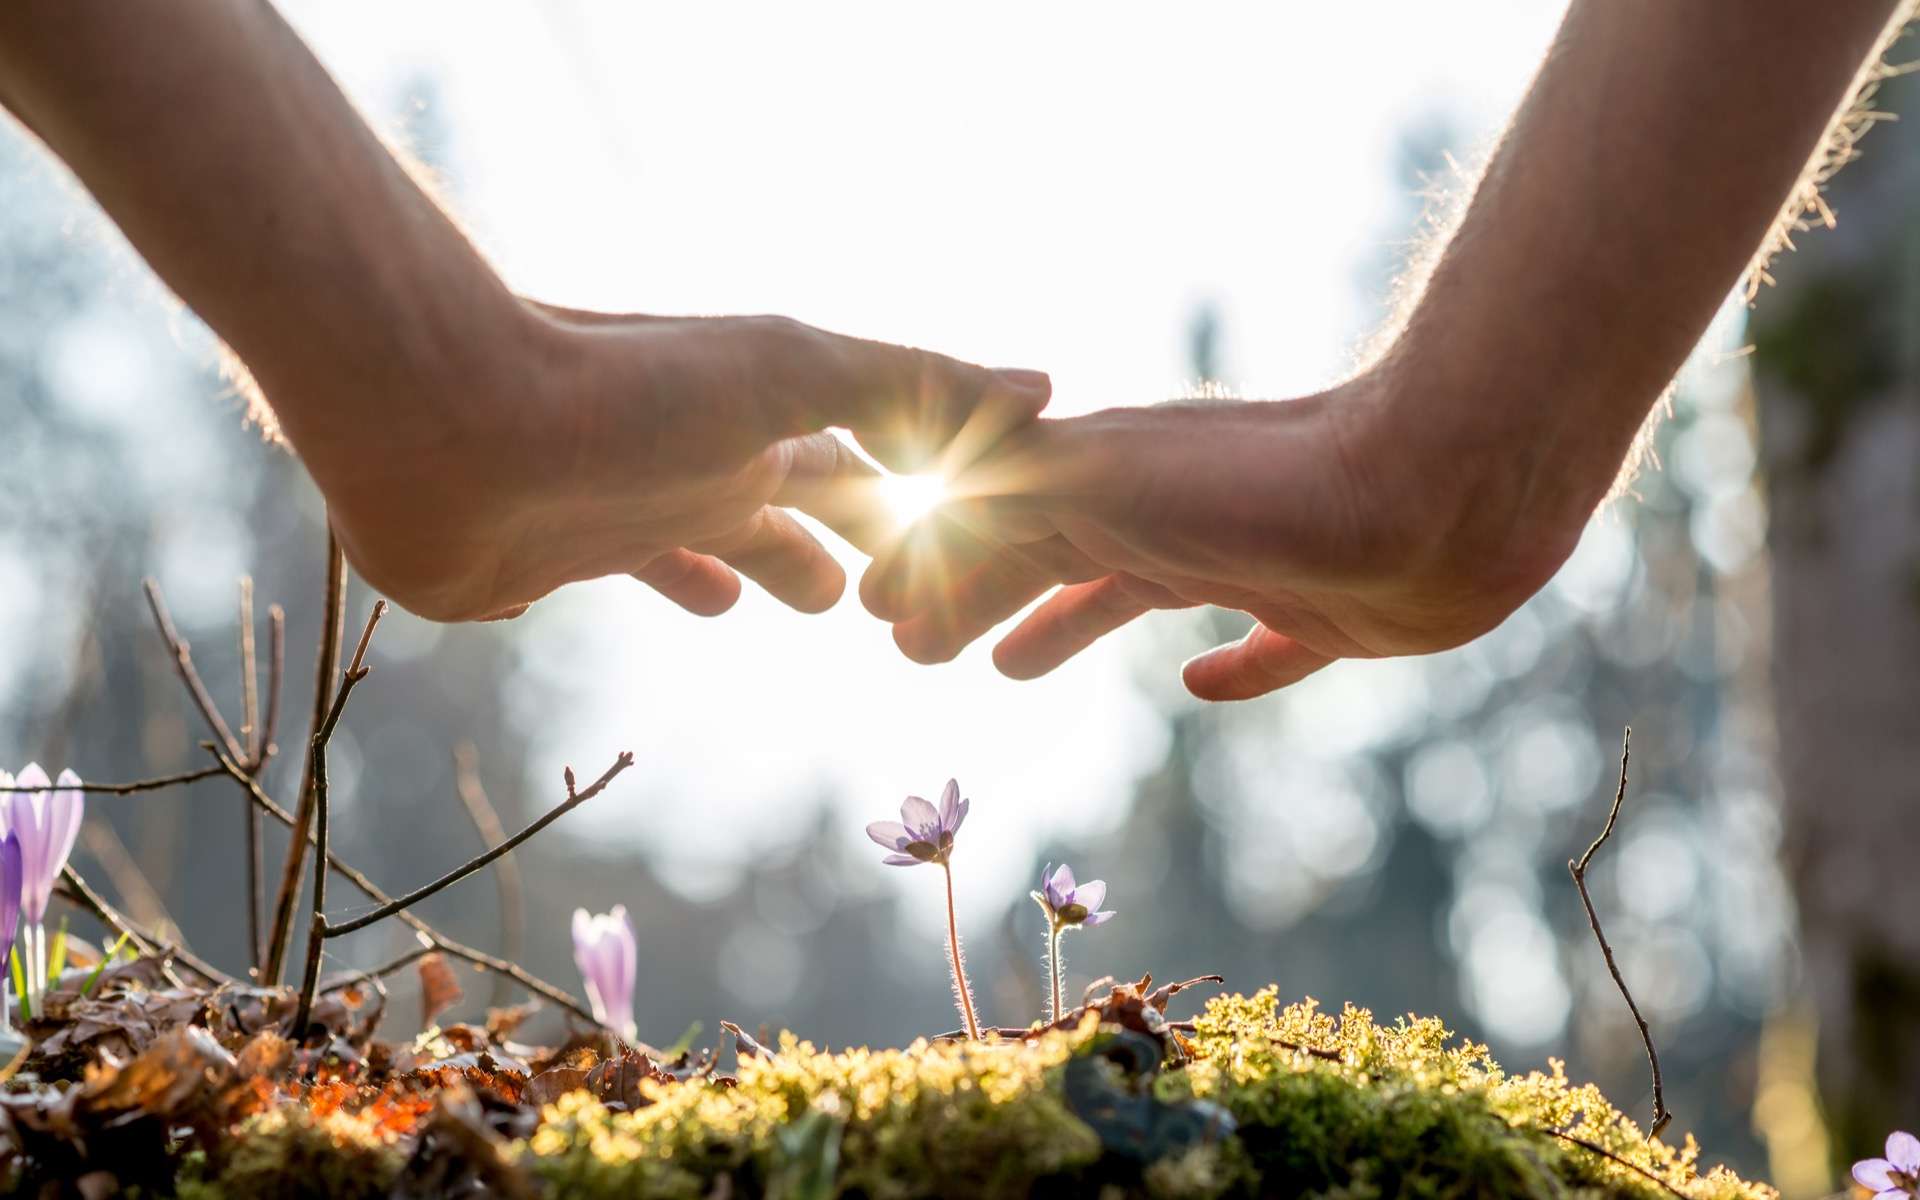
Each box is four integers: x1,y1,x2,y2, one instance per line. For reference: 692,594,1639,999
995,368,1052,397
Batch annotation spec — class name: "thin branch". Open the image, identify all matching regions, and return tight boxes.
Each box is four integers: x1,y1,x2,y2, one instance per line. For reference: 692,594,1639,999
320,752,635,939
260,604,286,768
53,866,234,988
239,577,260,759
250,604,286,973
207,746,597,1023
240,580,263,973
1567,727,1671,1141
1543,1129,1688,1200
321,940,436,996
452,742,523,1008
0,765,226,794
56,865,159,959
79,821,177,944
266,530,347,985
293,600,385,1036
141,578,244,762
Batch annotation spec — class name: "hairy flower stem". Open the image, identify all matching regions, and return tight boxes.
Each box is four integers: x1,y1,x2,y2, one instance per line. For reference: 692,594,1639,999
1046,926,1064,1023
940,862,980,1040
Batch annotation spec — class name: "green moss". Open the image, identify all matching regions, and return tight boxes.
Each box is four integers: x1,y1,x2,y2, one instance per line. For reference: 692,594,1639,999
511,993,1772,1199
176,1107,405,1200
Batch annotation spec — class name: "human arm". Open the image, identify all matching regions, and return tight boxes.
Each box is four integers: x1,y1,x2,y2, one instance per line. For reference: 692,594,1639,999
868,0,1909,696
0,0,1049,620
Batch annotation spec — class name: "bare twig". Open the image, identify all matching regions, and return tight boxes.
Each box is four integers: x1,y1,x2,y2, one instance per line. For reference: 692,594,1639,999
321,940,436,995
239,577,259,758
293,600,385,1037
53,866,236,988
56,865,160,959
207,746,597,1023
452,743,523,1008
0,765,227,794
144,576,290,975
260,604,286,767
1543,1129,1687,1199
250,605,285,975
142,578,244,762
239,579,263,972
1567,727,1671,1141
320,753,635,939
80,821,178,943
266,530,347,985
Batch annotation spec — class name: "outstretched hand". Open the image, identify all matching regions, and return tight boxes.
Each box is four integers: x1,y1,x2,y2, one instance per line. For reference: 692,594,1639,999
861,369,1585,700
313,304,1050,622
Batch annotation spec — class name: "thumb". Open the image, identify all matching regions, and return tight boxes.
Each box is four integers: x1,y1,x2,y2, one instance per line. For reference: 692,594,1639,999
1181,625,1336,701
748,317,1051,474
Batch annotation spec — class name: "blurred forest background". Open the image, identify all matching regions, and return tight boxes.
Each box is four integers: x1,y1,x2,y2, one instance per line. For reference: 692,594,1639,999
0,7,1915,1197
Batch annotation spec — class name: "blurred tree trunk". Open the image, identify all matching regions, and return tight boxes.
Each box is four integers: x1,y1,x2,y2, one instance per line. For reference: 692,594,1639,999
1751,69,1920,1158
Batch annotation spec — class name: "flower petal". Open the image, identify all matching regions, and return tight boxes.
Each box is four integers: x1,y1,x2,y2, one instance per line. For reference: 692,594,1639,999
46,771,83,894
1855,1159,1896,1190
949,796,970,835
938,779,961,828
1083,910,1116,927
899,795,939,835
866,821,912,850
881,854,923,867
1888,1131,1920,1172
0,835,19,946
1044,863,1074,910
1074,879,1107,912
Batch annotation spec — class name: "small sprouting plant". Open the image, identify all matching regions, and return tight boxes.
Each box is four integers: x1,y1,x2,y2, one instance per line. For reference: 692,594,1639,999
1855,1130,1920,1199
571,906,638,1043
867,779,980,1039
1030,863,1115,1022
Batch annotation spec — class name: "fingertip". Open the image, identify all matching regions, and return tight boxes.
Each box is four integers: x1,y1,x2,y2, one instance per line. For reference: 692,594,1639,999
991,636,1047,681
1181,632,1336,701
893,620,961,666
993,367,1052,411
1179,647,1242,701
858,552,917,622
683,578,744,618
787,562,848,615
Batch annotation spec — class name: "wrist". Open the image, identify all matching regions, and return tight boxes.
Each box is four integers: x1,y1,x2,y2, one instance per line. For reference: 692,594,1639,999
1348,342,1595,601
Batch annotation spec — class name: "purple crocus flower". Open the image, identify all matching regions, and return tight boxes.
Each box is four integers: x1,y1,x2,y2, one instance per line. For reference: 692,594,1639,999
866,779,968,867
0,833,19,951
0,832,19,1023
7,764,83,926
1855,1131,1920,1199
571,906,638,1042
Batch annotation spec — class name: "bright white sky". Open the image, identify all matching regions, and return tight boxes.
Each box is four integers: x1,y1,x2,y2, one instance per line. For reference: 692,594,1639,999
274,1,1572,922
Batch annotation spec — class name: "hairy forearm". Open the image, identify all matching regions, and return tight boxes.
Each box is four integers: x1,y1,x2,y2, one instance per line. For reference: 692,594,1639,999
0,0,531,453
1381,0,1907,544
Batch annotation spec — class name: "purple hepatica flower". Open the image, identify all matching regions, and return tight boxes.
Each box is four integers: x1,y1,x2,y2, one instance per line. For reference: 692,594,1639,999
1855,1131,1920,1199
867,779,969,867
571,906,638,1042
7,764,83,926
1031,862,1116,930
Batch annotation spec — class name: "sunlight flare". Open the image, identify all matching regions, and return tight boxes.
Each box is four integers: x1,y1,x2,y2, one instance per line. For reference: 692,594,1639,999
878,471,948,527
